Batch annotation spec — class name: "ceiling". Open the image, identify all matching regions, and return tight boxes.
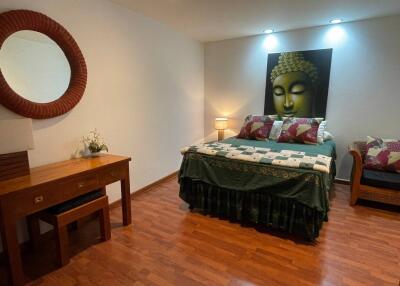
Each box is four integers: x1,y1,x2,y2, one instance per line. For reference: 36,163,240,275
111,0,400,42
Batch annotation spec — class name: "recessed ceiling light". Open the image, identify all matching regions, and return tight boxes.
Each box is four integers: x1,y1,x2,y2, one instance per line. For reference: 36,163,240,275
263,29,274,34
329,19,342,24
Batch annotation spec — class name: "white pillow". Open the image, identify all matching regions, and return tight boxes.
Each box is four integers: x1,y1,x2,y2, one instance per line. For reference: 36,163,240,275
317,121,327,144
269,120,283,140
323,131,333,141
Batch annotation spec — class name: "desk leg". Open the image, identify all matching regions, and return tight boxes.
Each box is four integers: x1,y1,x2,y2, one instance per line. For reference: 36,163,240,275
0,208,25,286
121,170,131,226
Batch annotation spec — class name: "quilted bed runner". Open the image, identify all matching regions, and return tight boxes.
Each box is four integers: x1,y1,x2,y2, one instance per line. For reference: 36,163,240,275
181,142,332,174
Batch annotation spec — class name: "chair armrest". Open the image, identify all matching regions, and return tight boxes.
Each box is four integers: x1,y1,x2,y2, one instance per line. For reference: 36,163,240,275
348,142,364,191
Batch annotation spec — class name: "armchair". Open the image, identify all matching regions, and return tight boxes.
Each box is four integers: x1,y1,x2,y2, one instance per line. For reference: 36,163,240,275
349,141,400,206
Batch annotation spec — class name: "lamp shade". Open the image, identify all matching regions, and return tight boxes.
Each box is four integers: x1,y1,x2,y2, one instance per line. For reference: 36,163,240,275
0,119,34,155
214,117,228,130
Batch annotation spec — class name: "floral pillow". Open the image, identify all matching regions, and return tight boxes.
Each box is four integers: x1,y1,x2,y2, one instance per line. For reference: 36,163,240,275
365,136,400,148
365,136,400,173
237,115,277,140
277,118,322,144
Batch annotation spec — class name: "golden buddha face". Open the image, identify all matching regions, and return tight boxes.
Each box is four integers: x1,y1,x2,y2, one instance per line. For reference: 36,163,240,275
272,71,313,118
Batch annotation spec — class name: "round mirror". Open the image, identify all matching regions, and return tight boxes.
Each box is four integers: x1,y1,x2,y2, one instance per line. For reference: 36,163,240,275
0,30,71,103
0,10,87,119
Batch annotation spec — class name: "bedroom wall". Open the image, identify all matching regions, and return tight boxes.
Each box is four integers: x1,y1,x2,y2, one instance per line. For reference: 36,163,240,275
204,15,400,180
0,0,204,246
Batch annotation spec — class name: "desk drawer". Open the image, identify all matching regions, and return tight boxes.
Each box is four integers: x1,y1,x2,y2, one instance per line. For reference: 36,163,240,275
59,173,100,195
99,165,126,185
13,173,100,217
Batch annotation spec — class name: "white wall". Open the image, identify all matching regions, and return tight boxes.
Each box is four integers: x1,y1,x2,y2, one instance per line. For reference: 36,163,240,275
205,15,400,179
0,0,204,245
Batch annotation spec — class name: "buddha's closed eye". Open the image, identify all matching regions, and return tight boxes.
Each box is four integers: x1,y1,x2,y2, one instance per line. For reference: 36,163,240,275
273,86,284,96
290,83,307,94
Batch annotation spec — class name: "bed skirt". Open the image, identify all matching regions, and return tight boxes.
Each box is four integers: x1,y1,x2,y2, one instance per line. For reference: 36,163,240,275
179,177,327,240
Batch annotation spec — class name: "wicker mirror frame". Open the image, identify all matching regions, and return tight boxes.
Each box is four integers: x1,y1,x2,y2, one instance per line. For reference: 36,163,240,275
0,10,87,119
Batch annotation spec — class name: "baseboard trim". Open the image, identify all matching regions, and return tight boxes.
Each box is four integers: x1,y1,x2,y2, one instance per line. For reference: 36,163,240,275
334,178,350,185
109,170,178,209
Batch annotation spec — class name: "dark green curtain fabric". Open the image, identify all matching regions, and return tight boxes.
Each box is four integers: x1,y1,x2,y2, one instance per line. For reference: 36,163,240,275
178,139,336,240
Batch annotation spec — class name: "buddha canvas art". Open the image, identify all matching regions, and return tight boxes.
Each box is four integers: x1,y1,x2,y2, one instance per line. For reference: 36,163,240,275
264,49,332,118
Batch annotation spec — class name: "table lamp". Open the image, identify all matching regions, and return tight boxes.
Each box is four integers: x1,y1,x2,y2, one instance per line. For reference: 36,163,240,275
214,118,228,141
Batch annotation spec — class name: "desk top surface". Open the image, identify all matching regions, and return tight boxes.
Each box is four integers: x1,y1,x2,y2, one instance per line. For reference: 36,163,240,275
0,154,130,197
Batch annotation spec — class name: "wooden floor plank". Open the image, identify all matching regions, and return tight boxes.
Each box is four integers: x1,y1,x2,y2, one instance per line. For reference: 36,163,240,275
1,177,399,286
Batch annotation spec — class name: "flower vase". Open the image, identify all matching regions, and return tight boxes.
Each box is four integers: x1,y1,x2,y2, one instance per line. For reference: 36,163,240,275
90,151,101,157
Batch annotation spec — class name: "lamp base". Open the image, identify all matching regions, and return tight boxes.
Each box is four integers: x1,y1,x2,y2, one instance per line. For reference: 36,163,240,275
217,130,224,141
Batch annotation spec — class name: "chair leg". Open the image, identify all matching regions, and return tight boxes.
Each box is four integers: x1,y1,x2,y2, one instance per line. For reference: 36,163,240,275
99,204,111,242
55,224,70,267
27,215,41,251
350,187,360,206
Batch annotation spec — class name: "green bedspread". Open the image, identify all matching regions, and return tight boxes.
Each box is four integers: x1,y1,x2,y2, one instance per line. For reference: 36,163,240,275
178,138,336,240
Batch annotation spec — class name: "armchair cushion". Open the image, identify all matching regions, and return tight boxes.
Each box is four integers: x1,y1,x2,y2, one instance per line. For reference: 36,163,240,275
365,136,400,173
361,169,400,190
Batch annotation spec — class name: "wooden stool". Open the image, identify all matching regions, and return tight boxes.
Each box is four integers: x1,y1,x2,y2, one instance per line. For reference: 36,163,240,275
28,189,111,267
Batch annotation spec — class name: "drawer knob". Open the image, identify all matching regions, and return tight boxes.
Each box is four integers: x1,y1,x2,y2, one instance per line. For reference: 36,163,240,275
34,196,44,204
78,182,85,188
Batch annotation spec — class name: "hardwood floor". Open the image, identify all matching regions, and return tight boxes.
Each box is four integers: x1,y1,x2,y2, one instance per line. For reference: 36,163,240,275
2,177,399,286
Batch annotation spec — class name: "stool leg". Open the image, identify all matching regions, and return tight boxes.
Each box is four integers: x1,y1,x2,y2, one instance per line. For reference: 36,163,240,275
99,205,111,242
27,215,41,250
55,224,70,267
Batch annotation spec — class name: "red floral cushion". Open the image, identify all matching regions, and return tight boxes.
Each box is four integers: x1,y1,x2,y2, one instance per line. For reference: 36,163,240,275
365,136,400,173
237,115,276,140
277,118,321,144
366,136,385,149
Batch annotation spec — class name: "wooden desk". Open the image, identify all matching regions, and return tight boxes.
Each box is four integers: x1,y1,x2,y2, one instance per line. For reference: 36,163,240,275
0,154,131,286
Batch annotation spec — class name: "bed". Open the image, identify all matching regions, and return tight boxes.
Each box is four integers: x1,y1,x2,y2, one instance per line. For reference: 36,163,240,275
178,137,336,240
